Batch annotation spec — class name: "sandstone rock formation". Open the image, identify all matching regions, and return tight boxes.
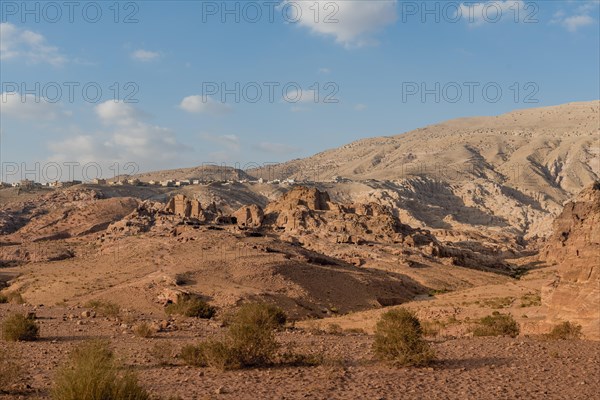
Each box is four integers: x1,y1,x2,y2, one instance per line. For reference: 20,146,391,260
264,186,403,244
542,182,600,340
233,204,264,228
165,194,204,219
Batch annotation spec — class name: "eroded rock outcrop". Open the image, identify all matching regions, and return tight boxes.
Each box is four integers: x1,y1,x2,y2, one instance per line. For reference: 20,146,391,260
542,182,600,340
233,204,264,228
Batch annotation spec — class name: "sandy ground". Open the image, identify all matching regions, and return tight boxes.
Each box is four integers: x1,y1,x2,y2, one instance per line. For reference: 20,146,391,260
1,300,599,400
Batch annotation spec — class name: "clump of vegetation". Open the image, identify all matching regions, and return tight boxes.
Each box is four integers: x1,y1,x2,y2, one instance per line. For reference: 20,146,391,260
133,322,154,338
52,340,150,400
473,313,519,338
0,348,24,393
164,294,216,319
520,292,542,307
326,323,343,335
180,302,287,370
148,341,176,366
2,313,40,341
0,292,24,305
84,300,121,318
372,308,435,367
547,321,582,340
480,297,514,309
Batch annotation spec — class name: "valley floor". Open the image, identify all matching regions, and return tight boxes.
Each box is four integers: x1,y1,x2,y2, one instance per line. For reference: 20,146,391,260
1,301,599,400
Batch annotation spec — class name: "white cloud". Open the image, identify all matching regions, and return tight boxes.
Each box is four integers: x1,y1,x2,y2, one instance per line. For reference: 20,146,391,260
354,104,367,111
282,0,398,47
255,142,300,154
179,95,232,115
562,15,595,32
96,101,144,126
283,88,318,103
318,67,331,74
0,23,66,66
0,93,70,120
131,49,161,62
457,1,526,26
551,2,597,32
49,101,188,167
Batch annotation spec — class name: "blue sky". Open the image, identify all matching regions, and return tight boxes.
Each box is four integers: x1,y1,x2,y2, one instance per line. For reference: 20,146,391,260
1,0,599,181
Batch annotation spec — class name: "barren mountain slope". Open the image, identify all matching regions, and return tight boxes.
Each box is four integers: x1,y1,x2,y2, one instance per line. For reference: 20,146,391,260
249,101,599,238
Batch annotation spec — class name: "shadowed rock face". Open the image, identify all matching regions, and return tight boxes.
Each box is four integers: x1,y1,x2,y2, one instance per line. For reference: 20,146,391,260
542,182,600,340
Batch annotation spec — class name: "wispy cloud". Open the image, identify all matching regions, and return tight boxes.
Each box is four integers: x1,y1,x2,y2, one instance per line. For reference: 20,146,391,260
131,49,161,62
0,93,71,120
0,23,66,66
551,2,598,32
49,101,188,167
179,95,232,115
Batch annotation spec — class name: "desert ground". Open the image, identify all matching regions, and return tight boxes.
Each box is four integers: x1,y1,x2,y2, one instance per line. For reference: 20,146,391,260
1,102,599,399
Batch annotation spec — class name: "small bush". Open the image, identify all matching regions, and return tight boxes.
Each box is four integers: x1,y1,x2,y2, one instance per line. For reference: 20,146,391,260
473,314,519,338
547,321,582,340
520,292,542,307
52,340,150,400
0,348,24,393
165,294,216,319
148,342,175,366
181,302,285,370
373,308,435,367
0,292,24,305
85,300,120,318
229,302,286,329
133,322,154,338
326,323,343,335
2,313,39,341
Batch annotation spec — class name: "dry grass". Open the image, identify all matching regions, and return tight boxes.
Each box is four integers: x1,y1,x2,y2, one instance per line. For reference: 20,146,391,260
373,308,435,367
84,300,121,318
473,313,519,338
133,322,154,338
51,340,150,400
0,292,25,305
164,294,216,319
546,321,582,340
1,313,40,341
520,292,542,307
181,302,287,370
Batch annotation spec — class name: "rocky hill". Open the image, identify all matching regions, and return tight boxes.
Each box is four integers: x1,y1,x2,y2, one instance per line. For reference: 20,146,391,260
250,101,600,239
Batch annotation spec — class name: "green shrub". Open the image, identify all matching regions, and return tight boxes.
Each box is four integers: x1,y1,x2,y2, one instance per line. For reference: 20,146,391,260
473,314,519,338
164,294,216,319
547,321,582,340
181,302,285,370
0,348,24,393
51,340,150,400
0,295,7,304
2,313,39,341
373,308,435,367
